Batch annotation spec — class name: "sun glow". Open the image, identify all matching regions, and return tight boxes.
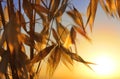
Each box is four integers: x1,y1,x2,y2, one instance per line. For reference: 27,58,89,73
93,56,116,76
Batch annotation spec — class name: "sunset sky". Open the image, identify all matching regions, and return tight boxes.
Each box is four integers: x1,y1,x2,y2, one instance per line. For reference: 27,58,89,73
45,0,120,79
1,0,120,79
12,0,120,79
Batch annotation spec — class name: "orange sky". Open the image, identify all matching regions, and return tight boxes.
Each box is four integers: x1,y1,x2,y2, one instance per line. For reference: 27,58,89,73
34,1,120,79
50,1,120,79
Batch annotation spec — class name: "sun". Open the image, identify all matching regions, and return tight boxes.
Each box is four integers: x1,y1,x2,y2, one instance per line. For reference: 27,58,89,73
92,55,116,76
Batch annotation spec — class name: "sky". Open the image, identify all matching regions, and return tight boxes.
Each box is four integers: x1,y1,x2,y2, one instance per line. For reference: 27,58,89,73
4,0,120,79
44,0,120,79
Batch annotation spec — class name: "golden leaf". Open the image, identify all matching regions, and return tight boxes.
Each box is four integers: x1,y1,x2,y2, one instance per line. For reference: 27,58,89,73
3,6,9,23
61,47,73,66
68,52,94,70
106,0,116,16
52,28,60,43
99,0,109,15
32,3,49,14
16,11,27,32
67,7,85,31
5,21,21,53
0,51,9,74
0,16,2,28
14,51,29,79
0,32,5,48
23,0,33,19
31,45,55,64
34,27,48,51
73,26,91,41
50,0,60,15
57,23,69,42
70,27,76,44
55,0,68,17
86,0,98,31
18,33,33,47
47,46,61,77
63,34,72,48
60,45,73,65
0,47,4,54
61,45,94,70
116,0,120,17
36,0,41,4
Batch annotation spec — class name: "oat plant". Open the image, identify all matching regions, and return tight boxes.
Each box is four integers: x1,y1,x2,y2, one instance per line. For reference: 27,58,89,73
0,0,119,79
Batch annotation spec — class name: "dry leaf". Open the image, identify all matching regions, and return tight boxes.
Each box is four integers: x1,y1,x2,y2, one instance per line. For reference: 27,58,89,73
86,0,98,31
60,45,73,65
73,26,91,41
116,0,120,17
0,16,2,28
52,28,60,43
36,0,41,4
16,11,27,32
67,7,85,31
50,0,60,14
23,0,33,19
61,47,73,66
31,45,55,63
99,1,107,15
70,27,76,44
47,46,61,77
63,34,72,48
15,51,29,79
61,45,94,70
18,33,33,47
0,51,9,74
0,32,5,48
106,0,116,16
57,23,69,42
55,0,68,17
34,28,48,51
3,6,9,23
32,4,49,14
5,21,21,53
68,52,94,70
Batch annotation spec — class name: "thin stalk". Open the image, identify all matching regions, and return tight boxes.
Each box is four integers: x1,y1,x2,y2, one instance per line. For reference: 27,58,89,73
18,0,21,26
29,0,35,79
0,2,11,79
36,18,54,74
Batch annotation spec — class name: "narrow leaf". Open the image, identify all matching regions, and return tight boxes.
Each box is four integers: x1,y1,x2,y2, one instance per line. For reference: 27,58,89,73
106,0,116,16
55,0,68,17
61,47,73,66
70,27,76,44
50,0,60,14
0,51,9,74
67,7,85,31
68,52,94,70
16,11,27,32
60,45,73,66
3,6,9,22
73,26,91,41
52,28,60,43
57,23,69,42
23,0,33,19
5,20,21,53
47,46,61,77
99,0,109,15
116,0,120,17
86,0,98,31
31,45,55,63
32,4,49,14
63,34,72,48
18,33,33,47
